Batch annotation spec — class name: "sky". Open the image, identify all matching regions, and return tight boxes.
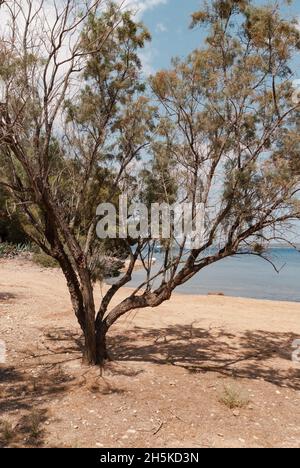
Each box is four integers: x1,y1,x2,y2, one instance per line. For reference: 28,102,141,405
122,0,300,76
130,0,205,75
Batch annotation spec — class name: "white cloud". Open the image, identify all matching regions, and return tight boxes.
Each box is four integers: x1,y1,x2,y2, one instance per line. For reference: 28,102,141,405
116,0,168,19
139,45,156,76
156,22,168,33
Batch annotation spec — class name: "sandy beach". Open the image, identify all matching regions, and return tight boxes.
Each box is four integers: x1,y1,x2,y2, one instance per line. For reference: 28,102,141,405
0,258,299,448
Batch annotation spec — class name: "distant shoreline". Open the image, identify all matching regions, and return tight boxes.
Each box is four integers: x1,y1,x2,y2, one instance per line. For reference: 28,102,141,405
113,247,300,303
120,284,300,305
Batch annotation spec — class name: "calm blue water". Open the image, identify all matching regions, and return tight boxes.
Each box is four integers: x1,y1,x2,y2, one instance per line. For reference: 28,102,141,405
121,248,300,302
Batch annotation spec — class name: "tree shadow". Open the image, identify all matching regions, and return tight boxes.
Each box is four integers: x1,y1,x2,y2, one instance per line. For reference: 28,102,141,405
0,292,17,302
1,322,299,446
3,408,49,448
0,326,135,447
42,327,85,357
108,325,300,390
0,329,80,447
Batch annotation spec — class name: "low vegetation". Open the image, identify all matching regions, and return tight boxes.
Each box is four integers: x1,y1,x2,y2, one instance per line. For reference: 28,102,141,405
32,252,59,269
0,419,15,447
219,385,250,410
0,242,31,259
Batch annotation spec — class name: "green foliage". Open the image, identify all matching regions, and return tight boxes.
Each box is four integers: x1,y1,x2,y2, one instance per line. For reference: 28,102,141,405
0,1,154,279
0,217,27,244
140,142,178,206
32,252,59,269
0,242,31,258
0,186,27,244
151,0,300,247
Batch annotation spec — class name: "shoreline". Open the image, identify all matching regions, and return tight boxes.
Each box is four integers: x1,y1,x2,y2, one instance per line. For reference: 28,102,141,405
2,252,300,303
1,255,299,307
1,257,300,335
119,283,300,305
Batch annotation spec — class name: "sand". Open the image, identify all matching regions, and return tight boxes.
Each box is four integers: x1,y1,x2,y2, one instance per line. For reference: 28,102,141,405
0,257,299,448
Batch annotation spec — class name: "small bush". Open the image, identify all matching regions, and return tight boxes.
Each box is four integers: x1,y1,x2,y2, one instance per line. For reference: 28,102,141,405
0,419,15,446
32,252,59,268
28,410,43,439
219,384,250,410
0,242,31,258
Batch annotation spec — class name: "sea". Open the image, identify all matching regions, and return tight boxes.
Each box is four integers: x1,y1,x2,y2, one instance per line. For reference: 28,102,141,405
119,247,300,303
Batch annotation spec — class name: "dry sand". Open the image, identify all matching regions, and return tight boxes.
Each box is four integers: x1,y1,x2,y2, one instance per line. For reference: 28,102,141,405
0,257,299,448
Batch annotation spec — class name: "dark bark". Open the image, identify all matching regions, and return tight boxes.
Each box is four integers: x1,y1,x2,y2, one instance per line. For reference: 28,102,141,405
83,328,97,365
95,323,109,364
56,254,86,331
60,262,109,365
80,270,97,364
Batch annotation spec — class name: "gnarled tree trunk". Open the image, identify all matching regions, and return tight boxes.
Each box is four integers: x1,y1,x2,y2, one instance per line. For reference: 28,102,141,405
95,323,109,364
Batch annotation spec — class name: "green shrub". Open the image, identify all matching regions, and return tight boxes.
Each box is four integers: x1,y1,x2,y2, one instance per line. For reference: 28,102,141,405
32,252,59,268
0,242,31,258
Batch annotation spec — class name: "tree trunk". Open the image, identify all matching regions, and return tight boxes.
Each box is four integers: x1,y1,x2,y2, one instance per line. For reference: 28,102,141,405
84,304,97,365
95,324,109,365
81,285,97,365
83,327,97,365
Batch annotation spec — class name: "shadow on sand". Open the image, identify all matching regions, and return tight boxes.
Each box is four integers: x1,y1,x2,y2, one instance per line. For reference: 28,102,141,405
0,328,78,447
1,323,299,446
108,324,300,390
0,292,17,302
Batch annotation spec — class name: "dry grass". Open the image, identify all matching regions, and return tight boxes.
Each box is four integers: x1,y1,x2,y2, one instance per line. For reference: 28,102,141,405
32,252,59,268
219,384,250,410
27,410,44,439
0,419,15,446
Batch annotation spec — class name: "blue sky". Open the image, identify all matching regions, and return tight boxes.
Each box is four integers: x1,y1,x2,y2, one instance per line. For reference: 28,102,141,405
128,0,300,75
137,0,205,74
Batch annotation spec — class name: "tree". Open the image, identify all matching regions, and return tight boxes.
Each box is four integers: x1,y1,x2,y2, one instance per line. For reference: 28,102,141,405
0,0,300,365
0,0,153,364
